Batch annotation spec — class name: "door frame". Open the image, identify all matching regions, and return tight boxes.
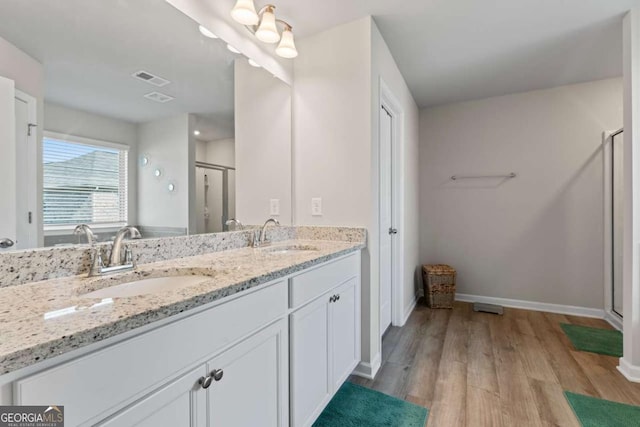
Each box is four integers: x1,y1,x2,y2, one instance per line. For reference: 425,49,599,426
14,89,39,249
603,129,624,331
379,78,405,330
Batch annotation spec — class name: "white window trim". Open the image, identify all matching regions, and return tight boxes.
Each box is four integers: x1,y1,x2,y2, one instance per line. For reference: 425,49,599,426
42,131,130,232
43,131,130,152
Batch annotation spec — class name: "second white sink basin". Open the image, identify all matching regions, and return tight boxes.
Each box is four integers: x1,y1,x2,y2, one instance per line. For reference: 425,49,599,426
261,244,319,255
82,275,211,299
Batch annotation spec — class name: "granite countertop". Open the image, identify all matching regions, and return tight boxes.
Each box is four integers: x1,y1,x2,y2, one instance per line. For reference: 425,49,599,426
0,239,364,375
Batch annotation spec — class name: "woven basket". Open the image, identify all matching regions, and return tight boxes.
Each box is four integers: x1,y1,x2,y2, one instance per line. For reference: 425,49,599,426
422,264,456,309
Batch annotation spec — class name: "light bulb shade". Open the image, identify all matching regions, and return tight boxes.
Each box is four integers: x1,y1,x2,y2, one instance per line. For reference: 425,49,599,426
231,0,259,26
276,28,298,58
198,25,218,39
255,8,280,43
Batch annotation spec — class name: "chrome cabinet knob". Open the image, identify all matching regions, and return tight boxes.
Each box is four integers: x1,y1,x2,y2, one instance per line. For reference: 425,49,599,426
336,294,340,301
199,376,213,389
0,238,14,249
211,369,224,381
329,295,335,303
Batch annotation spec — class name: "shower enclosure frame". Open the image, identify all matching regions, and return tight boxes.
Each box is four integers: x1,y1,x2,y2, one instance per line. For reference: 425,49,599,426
603,128,624,330
195,161,236,233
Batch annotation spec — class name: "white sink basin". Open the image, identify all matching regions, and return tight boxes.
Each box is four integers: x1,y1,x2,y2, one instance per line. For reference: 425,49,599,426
261,244,319,255
82,275,211,299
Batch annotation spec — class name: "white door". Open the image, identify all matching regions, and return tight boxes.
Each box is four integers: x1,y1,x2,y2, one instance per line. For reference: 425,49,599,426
379,105,394,335
207,320,288,427
330,278,359,390
97,365,207,427
290,295,332,427
15,90,37,249
0,76,16,251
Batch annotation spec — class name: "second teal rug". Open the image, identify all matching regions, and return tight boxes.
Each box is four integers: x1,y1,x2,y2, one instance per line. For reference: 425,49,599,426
565,391,640,426
313,382,429,427
560,323,623,357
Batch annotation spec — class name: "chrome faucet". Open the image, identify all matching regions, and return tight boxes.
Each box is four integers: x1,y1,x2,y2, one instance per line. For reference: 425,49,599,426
74,224,95,246
87,226,142,277
254,218,279,248
225,218,244,231
110,226,142,267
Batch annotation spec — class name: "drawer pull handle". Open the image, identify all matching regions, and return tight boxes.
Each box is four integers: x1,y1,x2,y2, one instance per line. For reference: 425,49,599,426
199,376,213,389
212,369,224,381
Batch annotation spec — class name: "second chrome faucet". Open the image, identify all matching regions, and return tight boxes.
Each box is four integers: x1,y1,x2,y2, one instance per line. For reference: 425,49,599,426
253,218,280,248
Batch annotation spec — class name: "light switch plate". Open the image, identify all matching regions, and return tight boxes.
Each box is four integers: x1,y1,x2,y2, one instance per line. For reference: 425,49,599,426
311,198,322,216
269,199,280,216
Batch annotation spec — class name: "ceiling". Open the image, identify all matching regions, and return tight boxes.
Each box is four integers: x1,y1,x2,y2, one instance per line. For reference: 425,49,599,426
0,0,238,139
272,0,638,107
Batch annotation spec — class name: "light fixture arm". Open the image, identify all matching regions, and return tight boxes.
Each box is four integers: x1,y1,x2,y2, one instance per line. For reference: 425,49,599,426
244,5,292,35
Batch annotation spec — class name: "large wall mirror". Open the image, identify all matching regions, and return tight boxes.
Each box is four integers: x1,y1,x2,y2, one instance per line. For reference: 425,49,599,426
0,0,292,250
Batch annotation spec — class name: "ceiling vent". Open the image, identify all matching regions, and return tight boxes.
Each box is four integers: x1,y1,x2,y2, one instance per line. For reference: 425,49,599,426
133,70,170,87
143,91,174,103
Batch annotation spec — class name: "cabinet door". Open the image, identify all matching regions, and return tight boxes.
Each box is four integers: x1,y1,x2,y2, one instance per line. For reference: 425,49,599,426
330,277,360,390
290,294,332,427
97,365,206,427
207,319,288,427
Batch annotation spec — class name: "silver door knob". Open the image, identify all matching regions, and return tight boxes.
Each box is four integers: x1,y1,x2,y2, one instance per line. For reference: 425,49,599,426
0,238,14,249
388,228,398,235
211,369,224,381
199,376,213,389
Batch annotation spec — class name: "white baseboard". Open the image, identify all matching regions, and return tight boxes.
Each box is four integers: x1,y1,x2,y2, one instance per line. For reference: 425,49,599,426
399,296,417,327
618,357,640,382
604,311,623,331
352,352,381,380
455,293,605,319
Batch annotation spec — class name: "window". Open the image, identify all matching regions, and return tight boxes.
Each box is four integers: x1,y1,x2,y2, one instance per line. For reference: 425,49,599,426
42,134,128,229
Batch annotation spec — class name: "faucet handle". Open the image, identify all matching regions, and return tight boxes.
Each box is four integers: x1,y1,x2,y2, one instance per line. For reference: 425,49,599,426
89,247,105,277
124,245,134,266
252,229,261,248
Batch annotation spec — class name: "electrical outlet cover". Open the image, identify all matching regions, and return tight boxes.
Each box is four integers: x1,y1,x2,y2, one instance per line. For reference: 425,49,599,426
311,198,322,216
270,199,280,216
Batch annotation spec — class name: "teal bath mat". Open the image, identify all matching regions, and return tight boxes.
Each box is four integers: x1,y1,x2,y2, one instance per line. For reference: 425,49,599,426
313,382,429,427
565,391,640,426
560,323,623,357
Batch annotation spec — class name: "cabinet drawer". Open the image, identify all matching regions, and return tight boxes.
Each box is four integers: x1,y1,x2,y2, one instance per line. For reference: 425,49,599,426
14,280,287,427
289,253,360,309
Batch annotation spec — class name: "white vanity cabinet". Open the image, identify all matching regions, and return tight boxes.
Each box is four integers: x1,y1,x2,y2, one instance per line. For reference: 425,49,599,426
289,253,361,427
7,250,362,427
99,319,288,427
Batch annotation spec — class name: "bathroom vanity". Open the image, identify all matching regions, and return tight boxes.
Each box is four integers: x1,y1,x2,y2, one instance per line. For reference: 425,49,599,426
0,231,364,427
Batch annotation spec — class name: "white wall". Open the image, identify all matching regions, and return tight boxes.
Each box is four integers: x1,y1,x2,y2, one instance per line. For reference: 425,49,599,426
137,114,191,231
293,17,420,376
235,58,291,225
420,78,623,310
44,102,139,226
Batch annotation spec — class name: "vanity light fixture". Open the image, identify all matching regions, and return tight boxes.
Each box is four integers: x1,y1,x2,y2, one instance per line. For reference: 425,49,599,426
248,58,261,68
230,2,298,58
231,0,259,26
198,25,218,39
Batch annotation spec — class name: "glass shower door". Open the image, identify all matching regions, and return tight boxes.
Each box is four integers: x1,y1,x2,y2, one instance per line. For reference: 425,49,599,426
612,130,624,317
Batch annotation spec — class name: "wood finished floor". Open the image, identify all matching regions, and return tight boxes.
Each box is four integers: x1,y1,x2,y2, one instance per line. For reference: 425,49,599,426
349,300,640,426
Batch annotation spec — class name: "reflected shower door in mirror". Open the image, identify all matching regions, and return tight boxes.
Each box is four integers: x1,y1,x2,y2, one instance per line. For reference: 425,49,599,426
0,0,292,249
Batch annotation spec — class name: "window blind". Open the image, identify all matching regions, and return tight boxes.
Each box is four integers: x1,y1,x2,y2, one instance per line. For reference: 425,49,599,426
42,137,128,228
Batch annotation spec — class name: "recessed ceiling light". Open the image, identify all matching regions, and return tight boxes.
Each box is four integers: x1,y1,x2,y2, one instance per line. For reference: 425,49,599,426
194,130,201,136
198,25,218,39
227,44,241,54
248,59,261,68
